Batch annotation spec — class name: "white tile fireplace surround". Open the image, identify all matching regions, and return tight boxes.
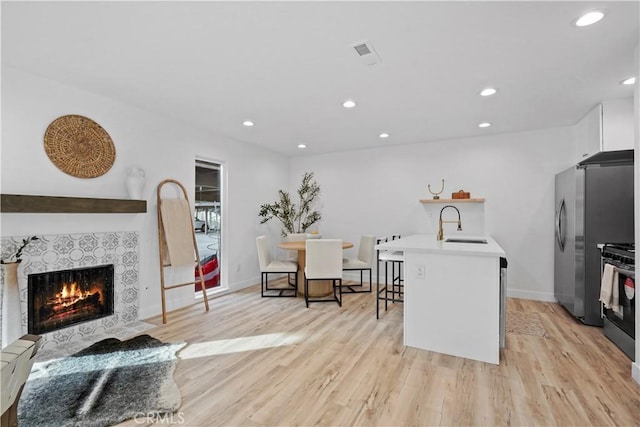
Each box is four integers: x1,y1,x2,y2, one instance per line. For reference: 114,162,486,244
1,231,141,352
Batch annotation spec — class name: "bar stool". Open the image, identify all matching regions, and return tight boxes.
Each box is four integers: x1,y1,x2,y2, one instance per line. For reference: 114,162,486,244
376,235,404,319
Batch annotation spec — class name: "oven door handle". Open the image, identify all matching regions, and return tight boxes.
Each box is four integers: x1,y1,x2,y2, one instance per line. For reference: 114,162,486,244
604,261,635,278
614,266,635,278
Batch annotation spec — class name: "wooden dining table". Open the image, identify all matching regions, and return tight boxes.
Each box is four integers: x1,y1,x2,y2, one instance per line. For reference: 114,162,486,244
277,240,353,297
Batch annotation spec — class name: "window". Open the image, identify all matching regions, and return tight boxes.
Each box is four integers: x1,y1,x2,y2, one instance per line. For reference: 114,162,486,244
194,160,222,293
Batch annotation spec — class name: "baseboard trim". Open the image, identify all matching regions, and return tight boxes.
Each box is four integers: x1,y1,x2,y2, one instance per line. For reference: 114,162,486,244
140,276,261,319
633,362,640,385
506,289,556,302
218,276,260,294
192,276,261,301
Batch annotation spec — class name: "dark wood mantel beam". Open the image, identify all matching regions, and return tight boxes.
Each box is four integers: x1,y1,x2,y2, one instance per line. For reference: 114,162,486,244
0,194,147,213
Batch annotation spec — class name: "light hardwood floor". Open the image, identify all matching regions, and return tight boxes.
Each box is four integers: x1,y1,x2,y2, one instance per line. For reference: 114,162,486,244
120,280,639,426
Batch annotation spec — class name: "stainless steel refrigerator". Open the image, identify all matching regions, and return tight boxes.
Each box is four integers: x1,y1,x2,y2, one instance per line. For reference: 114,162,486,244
554,151,634,326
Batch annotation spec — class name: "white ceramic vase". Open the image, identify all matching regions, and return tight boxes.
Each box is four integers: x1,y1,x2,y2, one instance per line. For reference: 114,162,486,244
125,167,145,199
1,262,22,347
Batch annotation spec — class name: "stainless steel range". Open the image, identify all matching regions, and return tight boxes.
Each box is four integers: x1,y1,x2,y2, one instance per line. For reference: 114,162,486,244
600,243,635,360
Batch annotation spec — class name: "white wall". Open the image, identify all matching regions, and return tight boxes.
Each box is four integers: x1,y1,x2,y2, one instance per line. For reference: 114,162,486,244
290,127,575,300
0,67,289,319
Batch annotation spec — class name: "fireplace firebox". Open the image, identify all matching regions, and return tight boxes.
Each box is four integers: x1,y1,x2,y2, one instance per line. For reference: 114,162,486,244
28,264,114,335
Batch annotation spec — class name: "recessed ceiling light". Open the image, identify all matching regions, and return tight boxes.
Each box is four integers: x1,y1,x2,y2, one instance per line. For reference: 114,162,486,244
480,88,497,97
242,120,254,127
478,122,491,128
575,10,604,27
379,133,390,138
342,99,357,109
297,144,307,149
620,76,636,85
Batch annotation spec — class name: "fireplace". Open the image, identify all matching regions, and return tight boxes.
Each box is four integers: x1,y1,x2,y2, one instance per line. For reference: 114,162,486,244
28,264,115,335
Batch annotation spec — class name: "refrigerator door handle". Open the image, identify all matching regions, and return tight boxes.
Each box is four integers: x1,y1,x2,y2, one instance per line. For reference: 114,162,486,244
555,199,566,251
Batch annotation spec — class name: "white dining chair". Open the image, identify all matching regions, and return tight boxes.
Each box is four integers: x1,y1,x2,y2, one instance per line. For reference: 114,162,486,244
256,235,298,298
304,239,343,308
342,234,375,293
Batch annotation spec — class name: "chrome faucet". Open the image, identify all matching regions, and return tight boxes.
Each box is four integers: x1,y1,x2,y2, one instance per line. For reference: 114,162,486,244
437,205,462,241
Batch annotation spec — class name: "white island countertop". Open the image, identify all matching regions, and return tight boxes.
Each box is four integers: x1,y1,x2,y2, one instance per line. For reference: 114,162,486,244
375,233,505,257
376,233,506,365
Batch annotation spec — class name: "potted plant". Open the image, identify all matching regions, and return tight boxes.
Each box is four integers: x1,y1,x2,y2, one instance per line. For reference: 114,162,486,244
259,172,322,237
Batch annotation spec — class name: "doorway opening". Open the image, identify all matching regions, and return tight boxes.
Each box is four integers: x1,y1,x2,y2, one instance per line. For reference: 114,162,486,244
195,160,222,294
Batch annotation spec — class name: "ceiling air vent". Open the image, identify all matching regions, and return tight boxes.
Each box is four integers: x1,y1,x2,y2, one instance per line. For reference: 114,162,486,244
351,40,381,66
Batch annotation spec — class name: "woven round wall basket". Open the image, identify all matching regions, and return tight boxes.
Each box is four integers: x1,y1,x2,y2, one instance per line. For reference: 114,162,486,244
44,114,116,178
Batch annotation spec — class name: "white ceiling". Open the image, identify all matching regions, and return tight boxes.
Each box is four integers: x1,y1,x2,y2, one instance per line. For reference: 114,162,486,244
2,1,638,157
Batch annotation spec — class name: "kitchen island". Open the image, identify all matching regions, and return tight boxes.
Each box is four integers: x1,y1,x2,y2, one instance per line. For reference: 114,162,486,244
376,234,506,364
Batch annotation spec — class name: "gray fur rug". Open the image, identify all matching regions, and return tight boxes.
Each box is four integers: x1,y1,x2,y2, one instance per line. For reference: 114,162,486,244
18,334,186,427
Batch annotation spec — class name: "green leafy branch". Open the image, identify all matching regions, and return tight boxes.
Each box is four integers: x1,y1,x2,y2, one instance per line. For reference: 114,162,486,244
1,236,39,264
258,172,322,237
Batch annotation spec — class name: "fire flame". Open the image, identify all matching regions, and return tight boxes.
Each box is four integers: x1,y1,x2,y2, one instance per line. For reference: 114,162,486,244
55,281,101,306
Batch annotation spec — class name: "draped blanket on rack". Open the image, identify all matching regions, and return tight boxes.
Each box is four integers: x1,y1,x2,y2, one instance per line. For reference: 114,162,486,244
159,199,194,267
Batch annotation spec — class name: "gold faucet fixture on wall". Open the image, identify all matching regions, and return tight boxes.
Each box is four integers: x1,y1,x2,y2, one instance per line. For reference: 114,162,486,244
437,205,462,241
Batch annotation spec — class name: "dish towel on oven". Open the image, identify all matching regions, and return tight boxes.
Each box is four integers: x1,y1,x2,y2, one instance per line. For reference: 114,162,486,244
599,263,621,314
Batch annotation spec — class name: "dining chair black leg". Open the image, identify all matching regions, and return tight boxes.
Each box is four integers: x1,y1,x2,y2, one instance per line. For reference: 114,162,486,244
384,260,389,312
376,277,380,319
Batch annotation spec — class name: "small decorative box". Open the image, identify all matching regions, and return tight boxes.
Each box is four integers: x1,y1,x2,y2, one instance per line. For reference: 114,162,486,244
452,190,470,199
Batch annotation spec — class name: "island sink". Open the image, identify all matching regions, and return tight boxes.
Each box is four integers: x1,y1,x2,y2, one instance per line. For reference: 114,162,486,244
444,238,488,244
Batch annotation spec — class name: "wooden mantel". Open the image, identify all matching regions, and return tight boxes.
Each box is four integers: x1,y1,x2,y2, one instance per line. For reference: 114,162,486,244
0,194,147,213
